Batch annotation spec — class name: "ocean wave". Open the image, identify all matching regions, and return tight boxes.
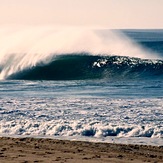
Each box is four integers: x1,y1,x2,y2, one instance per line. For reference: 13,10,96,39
6,53,163,80
0,27,162,80
1,120,162,138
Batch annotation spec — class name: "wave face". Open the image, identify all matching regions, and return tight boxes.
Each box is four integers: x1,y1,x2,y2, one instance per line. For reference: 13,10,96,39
0,26,162,80
7,54,163,80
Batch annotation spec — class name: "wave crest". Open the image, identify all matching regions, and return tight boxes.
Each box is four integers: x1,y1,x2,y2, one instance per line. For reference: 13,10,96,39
0,26,161,79
7,54,163,80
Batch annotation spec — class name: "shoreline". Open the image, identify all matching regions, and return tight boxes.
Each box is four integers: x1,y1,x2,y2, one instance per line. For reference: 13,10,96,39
0,137,163,163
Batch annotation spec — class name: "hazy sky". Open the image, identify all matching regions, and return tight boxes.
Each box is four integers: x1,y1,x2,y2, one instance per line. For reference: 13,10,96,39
0,0,163,28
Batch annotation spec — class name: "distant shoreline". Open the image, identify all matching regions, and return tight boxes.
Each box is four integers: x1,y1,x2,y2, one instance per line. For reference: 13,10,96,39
0,137,162,163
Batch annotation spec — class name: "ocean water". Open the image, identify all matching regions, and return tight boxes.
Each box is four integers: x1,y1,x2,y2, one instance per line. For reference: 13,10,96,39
0,27,163,146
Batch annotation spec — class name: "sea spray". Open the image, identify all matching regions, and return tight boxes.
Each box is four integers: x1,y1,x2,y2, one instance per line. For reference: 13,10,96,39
0,26,161,79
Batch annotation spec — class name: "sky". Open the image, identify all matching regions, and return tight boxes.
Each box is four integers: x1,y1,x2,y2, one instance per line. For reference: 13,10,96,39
0,0,163,29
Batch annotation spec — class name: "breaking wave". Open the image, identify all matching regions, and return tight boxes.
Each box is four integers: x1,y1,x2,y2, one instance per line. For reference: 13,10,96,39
6,54,163,80
0,26,162,80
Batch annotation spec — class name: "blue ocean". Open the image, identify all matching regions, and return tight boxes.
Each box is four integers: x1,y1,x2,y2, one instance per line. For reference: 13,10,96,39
0,27,163,146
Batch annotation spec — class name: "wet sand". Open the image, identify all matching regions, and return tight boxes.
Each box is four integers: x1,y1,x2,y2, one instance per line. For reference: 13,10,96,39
0,137,163,163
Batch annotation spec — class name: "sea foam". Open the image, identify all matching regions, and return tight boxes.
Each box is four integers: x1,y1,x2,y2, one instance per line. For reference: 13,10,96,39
0,97,162,142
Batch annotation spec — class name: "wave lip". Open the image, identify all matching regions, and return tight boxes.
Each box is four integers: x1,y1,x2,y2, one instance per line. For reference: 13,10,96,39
6,54,163,80
1,27,162,80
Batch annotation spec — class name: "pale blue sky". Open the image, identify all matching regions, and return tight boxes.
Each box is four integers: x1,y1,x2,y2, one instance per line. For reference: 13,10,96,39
0,0,163,28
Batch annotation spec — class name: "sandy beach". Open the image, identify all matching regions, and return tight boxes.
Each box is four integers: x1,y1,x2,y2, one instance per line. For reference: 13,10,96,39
0,137,162,163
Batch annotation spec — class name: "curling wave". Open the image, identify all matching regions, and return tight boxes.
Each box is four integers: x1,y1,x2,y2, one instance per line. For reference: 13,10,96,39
0,27,162,80
6,53,163,80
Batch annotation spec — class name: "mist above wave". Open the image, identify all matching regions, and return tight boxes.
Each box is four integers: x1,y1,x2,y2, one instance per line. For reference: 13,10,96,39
0,26,161,79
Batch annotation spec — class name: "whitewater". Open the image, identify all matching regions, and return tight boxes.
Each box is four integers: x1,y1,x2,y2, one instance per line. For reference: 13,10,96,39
0,26,163,146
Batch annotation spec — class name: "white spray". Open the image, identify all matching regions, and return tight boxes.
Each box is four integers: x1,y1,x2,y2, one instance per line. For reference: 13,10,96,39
0,25,160,79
